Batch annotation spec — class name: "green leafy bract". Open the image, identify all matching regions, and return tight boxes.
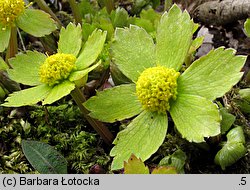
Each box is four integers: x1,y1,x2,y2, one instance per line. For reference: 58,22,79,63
84,84,142,123
111,25,155,82
43,81,75,105
22,140,67,174
124,154,149,174
156,5,193,70
76,29,106,70
8,51,46,86
16,9,57,37
0,25,10,52
178,48,246,101
214,126,247,170
110,110,168,170
58,23,82,57
170,94,220,142
2,84,51,107
69,61,101,82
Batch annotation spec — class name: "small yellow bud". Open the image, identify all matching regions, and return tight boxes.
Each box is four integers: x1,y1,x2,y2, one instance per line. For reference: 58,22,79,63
136,66,180,113
39,53,76,86
0,0,25,26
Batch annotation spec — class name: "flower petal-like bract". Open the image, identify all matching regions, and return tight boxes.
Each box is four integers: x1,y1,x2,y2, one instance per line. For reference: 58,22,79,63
111,25,155,82
84,84,143,123
110,110,168,170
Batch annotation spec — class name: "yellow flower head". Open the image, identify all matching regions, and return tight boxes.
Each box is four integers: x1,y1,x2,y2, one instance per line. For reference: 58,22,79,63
0,0,25,26
136,66,180,113
39,53,76,86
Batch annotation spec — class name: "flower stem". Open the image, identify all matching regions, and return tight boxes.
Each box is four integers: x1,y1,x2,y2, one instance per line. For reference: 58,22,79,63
5,27,18,65
70,87,114,145
68,0,82,25
34,0,63,28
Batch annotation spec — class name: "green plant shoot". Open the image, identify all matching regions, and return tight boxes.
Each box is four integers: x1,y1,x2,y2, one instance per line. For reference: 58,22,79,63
2,22,114,144
2,23,106,106
84,5,246,170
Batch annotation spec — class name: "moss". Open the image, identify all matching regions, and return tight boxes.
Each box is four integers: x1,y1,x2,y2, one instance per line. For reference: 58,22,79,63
0,103,110,174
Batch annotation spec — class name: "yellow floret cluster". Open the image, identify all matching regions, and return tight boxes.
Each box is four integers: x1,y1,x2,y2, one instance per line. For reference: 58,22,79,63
0,0,25,27
39,53,76,86
136,66,180,113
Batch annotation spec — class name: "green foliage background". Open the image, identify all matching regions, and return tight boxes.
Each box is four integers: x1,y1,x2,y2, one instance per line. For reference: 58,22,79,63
0,102,110,174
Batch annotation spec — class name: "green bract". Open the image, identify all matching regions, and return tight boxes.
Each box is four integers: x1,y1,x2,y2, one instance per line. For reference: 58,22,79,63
0,0,57,52
2,23,106,106
84,5,246,170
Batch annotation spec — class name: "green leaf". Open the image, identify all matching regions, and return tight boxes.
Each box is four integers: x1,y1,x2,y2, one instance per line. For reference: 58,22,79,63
178,48,246,100
134,8,160,33
239,88,250,102
193,23,200,34
58,23,82,57
22,140,67,174
112,25,155,82
234,98,250,114
112,7,129,28
156,4,193,71
215,142,246,170
220,108,235,134
159,149,187,173
189,36,204,55
98,18,114,41
16,9,57,37
170,94,221,142
226,125,245,144
134,18,155,33
0,25,10,52
185,36,204,66
82,23,96,42
110,110,168,170
244,18,250,37
110,62,132,85
124,154,149,174
84,84,143,123
69,60,101,82
2,84,51,107
0,56,8,70
76,29,106,70
42,81,75,105
151,166,177,174
8,51,46,86
79,0,95,16
140,8,161,26
215,126,246,170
